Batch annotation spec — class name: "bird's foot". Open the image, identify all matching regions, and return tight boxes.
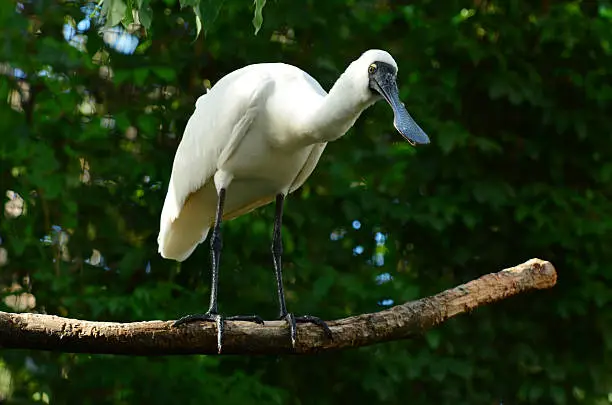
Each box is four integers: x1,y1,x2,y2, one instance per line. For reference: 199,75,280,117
282,313,333,348
173,312,264,354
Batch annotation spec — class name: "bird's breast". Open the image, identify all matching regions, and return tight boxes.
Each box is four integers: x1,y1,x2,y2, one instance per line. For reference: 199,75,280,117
220,129,319,195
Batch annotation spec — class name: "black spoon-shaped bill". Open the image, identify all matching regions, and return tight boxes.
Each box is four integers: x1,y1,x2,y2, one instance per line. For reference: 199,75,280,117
370,67,430,146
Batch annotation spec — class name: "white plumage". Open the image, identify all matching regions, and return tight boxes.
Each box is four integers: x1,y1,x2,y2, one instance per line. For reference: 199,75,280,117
158,49,429,262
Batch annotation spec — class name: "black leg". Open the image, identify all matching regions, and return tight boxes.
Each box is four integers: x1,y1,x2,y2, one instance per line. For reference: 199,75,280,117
271,194,332,347
272,193,288,317
173,188,263,353
208,187,226,314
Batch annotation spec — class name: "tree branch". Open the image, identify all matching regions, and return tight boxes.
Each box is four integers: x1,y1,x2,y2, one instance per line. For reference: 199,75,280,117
0,258,556,355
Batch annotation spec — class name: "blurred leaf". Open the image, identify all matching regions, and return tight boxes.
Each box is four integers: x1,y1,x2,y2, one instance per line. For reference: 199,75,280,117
193,4,203,39
252,0,266,34
138,0,153,29
103,0,128,27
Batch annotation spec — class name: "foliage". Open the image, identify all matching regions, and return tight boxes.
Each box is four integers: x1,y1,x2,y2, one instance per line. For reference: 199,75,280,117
98,0,267,37
1,0,612,404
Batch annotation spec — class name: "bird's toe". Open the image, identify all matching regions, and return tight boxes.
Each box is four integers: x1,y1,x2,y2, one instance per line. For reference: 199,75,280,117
172,312,218,327
295,315,333,339
227,314,265,324
281,313,332,348
282,313,298,347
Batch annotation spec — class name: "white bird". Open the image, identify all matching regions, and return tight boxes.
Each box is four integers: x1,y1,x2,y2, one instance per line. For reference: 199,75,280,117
158,49,430,352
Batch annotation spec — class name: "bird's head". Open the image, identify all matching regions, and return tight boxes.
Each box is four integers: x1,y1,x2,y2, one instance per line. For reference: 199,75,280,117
351,49,430,146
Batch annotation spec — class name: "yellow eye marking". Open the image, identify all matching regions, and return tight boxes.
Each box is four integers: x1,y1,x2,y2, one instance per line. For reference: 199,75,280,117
368,63,377,74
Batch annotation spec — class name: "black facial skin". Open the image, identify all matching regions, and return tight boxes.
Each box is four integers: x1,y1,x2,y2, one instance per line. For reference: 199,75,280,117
367,61,430,145
368,61,398,95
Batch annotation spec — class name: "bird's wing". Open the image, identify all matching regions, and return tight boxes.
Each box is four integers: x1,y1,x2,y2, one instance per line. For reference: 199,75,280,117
288,142,327,193
158,71,274,260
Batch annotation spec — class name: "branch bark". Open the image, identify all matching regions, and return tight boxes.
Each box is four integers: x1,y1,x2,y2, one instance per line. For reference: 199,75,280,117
0,258,556,355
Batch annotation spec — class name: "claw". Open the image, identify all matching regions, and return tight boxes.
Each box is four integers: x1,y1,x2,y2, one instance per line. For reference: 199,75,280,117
296,315,333,339
173,312,217,327
283,313,297,347
215,314,224,354
281,313,332,348
173,312,264,354
227,315,265,325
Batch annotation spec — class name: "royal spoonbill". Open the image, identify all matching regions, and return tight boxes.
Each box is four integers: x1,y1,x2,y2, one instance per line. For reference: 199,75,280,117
158,49,430,352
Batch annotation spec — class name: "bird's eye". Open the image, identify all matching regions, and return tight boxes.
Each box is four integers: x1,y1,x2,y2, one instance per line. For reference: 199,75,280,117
368,63,377,74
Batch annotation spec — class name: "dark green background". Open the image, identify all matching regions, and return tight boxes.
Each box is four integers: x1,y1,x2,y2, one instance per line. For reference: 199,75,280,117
1,0,611,404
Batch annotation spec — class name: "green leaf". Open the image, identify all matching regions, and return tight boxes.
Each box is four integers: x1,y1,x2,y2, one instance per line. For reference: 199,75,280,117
198,0,225,35
113,69,132,84
139,3,153,29
137,114,157,136
102,0,128,27
425,330,442,349
133,67,149,85
123,0,134,26
194,4,203,39
152,67,176,81
179,0,205,38
600,5,612,20
252,0,266,35
550,386,567,405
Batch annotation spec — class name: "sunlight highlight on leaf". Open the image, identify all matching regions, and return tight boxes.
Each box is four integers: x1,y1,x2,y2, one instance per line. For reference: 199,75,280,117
194,4,202,39
252,0,266,34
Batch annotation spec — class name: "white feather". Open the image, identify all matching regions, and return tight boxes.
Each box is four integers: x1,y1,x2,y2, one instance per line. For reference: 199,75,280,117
158,49,401,261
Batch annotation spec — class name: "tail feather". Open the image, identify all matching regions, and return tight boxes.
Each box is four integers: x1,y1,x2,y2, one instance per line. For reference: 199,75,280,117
158,184,215,262
158,225,209,262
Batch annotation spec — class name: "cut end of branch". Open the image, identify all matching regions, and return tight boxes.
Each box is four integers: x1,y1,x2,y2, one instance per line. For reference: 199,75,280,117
508,258,557,289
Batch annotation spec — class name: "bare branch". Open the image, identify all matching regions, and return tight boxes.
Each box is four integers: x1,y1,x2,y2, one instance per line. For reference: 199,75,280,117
0,258,556,355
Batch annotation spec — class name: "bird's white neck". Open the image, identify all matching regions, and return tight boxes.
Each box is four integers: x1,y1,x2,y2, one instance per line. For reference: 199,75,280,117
299,70,376,144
